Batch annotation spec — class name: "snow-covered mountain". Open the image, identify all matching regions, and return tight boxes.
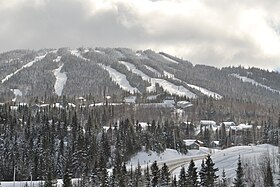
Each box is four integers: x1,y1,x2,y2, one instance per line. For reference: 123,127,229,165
1,47,280,106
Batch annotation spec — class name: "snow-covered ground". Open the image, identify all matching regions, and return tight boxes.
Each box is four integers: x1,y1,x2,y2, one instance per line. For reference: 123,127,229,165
99,64,139,94
231,74,280,94
187,83,223,99
173,144,278,184
118,61,150,81
148,78,197,98
53,64,67,96
159,54,179,64
115,61,196,98
2,54,47,84
144,65,161,77
70,49,89,61
1,179,81,187
159,69,222,99
127,147,210,170
10,89,22,97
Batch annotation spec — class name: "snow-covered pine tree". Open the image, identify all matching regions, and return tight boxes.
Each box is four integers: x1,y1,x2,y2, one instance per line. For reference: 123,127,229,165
172,175,177,187
178,166,187,187
63,163,72,187
151,161,160,187
186,159,198,187
204,155,219,187
199,159,207,186
160,163,171,186
233,156,245,187
264,159,274,187
219,169,227,187
134,161,142,187
145,164,151,187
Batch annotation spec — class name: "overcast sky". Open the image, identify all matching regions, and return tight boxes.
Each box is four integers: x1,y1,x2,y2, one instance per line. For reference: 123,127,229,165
1,0,280,70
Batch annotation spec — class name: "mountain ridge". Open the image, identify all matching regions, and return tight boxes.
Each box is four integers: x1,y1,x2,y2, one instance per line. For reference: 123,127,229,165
0,47,280,108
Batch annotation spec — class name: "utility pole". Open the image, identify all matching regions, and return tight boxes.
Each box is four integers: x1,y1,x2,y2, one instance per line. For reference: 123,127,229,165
13,167,16,187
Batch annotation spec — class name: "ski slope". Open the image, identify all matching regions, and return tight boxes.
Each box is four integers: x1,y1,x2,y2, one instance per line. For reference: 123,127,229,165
116,61,196,98
231,74,280,94
1,54,47,84
144,65,161,77
161,70,222,99
118,61,150,81
99,64,139,94
148,78,197,98
53,64,67,96
70,49,89,61
159,53,179,64
187,83,223,99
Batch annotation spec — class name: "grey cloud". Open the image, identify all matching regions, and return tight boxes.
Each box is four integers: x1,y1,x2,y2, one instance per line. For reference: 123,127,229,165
0,0,280,70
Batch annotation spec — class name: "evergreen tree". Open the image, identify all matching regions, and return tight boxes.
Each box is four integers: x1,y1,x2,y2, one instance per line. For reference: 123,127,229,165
145,164,151,187
264,159,274,187
63,165,72,187
233,156,245,187
172,175,177,187
187,159,198,187
199,159,207,186
219,169,227,187
151,161,159,187
161,163,171,186
135,161,142,187
178,166,187,187
205,155,219,187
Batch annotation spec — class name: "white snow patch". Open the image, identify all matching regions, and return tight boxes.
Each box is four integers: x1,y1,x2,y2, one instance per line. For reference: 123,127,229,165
70,49,89,61
10,89,22,97
118,64,196,97
144,65,161,77
231,74,280,94
159,53,179,64
53,64,67,96
118,61,150,81
99,64,139,94
53,56,61,62
172,144,277,184
94,49,105,54
149,78,197,98
187,83,223,99
2,54,47,84
163,71,175,79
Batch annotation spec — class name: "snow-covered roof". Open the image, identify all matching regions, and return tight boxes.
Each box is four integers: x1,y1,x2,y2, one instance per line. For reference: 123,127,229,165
147,94,159,101
124,96,136,103
184,139,197,146
68,103,76,107
10,106,18,110
221,122,236,127
230,123,253,131
177,101,193,108
200,120,216,125
163,99,175,105
137,122,149,129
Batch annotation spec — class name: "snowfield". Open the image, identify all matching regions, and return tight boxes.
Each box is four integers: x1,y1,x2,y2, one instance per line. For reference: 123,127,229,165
187,83,223,99
70,49,89,61
10,89,22,97
53,64,67,96
231,74,280,94
1,54,47,84
116,61,196,98
172,144,278,184
118,61,150,81
1,144,277,186
159,53,179,64
99,64,139,94
144,65,161,77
